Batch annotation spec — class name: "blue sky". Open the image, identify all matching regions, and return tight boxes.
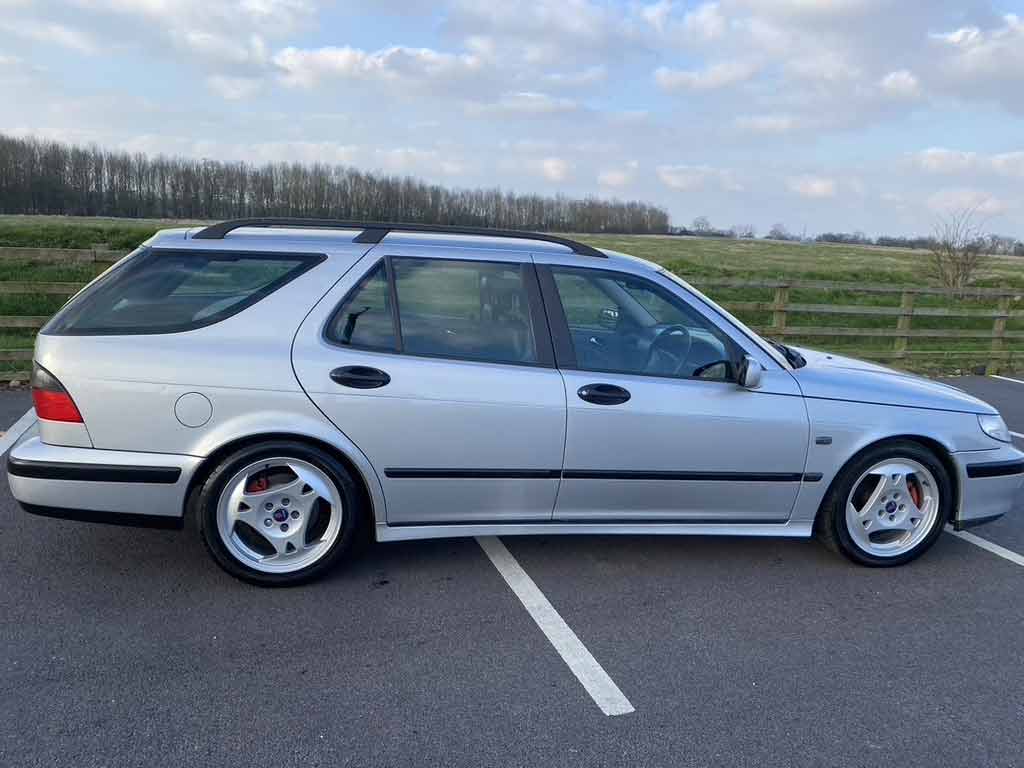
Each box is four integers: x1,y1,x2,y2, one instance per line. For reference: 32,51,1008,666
1,0,1023,237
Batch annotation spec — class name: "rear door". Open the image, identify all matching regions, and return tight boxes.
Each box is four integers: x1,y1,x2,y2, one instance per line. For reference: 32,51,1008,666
537,259,810,523
293,244,566,526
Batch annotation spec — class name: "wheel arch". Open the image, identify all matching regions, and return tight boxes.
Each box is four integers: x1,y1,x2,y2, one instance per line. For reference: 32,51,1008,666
815,433,960,526
183,432,381,533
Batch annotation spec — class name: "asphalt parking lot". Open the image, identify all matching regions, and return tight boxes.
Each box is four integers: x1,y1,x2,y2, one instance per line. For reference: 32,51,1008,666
2,377,1023,768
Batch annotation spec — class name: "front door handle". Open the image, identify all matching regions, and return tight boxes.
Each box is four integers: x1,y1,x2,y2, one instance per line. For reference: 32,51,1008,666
330,365,391,389
577,383,631,405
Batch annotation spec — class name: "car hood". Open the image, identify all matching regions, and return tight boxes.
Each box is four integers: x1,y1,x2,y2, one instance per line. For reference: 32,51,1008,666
789,346,997,415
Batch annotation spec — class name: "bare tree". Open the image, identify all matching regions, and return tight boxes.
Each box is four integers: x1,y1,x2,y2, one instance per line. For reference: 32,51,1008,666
0,133,670,234
691,215,712,233
730,223,756,239
928,207,990,289
767,222,792,241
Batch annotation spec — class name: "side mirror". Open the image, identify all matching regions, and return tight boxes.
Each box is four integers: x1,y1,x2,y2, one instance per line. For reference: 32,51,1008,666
598,307,619,329
737,355,762,389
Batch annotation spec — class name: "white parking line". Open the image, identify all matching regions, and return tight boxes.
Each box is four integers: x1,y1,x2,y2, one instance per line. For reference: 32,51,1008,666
0,408,36,456
476,536,635,717
946,525,1024,567
991,374,1024,386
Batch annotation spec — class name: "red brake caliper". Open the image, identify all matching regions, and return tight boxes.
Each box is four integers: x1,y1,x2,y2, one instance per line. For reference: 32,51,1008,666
245,474,269,493
908,477,922,509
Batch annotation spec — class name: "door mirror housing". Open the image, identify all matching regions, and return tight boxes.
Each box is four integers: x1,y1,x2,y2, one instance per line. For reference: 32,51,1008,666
598,307,619,329
737,355,762,389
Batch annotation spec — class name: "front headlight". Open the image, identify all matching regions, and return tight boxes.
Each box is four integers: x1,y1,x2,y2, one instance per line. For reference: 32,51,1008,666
978,414,1012,443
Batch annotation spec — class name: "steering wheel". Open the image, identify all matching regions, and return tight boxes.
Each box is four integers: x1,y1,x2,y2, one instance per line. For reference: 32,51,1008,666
644,324,692,376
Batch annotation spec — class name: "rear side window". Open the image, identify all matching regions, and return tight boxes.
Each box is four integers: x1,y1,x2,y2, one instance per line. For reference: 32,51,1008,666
325,256,545,366
43,248,323,335
325,261,398,351
393,258,539,365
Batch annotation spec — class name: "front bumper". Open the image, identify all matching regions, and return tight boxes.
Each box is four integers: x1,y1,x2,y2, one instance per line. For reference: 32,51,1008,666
6,428,200,528
952,444,1024,531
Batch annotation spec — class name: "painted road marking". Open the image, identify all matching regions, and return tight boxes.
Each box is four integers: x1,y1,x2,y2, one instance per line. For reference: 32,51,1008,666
476,536,635,717
947,525,1024,568
991,375,1024,386
0,408,36,456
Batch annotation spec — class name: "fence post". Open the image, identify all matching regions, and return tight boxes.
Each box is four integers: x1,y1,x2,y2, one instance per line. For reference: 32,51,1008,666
772,284,790,333
989,295,1010,374
894,290,915,359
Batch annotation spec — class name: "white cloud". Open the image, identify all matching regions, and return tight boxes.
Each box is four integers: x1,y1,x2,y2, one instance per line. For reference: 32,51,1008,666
0,19,97,54
657,164,743,192
787,175,837,199
467,91,577,116
540,157,570,182
542,65,606,88
598,161,638,188
927,188,1010,216
879,69,920,99
655,60,758,91
913,148,1024,180
734,113,797,134
913,148,977,174
274,45,483,88
683,2,727,41
206,75,263,100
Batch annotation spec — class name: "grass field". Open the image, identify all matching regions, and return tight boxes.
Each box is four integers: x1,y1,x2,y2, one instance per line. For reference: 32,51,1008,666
0,216,1021,377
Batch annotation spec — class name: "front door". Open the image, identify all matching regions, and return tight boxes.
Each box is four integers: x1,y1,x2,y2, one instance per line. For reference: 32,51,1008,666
293,246,566,526
538,261,810,523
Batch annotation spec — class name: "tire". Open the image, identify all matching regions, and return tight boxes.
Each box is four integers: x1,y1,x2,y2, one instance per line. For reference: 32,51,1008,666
816,440,952,567
198,440,363,586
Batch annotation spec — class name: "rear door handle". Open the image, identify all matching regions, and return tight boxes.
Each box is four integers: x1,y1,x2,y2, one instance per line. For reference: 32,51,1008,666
330,366,391,389
577,383,631,406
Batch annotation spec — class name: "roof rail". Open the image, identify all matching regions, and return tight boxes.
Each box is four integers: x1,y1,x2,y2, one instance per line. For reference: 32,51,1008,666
191,218,607,258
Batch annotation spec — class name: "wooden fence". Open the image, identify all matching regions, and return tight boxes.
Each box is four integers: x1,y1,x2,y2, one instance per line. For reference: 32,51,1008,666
693,278,1023,372
0,247,1020,379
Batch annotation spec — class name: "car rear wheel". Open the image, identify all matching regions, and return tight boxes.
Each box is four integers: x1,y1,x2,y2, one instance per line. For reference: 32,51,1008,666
198,441,362,586
817,440,951,566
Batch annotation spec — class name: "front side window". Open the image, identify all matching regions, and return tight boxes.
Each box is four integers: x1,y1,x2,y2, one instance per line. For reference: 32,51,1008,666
550,266,738,380
44,248,323,335
393,258,539,365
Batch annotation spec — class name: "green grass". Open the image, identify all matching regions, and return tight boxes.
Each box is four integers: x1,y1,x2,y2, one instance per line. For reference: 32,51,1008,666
0,217,1020,377
0,215,199,251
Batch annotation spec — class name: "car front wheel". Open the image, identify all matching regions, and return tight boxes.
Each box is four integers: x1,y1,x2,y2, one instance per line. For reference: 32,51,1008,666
198,441,362,586
817,440,952,566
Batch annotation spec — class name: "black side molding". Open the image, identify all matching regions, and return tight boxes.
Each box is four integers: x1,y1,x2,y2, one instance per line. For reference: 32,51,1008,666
385,468,562,479
965,460,1024,479
7,457,182,484
561,470,805,482
21,504,184,530
384,468,815,482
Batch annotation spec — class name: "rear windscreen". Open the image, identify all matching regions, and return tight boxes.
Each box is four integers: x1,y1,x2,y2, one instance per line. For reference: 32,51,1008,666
43,248,324,335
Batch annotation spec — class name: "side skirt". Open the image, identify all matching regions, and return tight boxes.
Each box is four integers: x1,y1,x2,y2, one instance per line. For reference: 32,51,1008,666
375,519,814,543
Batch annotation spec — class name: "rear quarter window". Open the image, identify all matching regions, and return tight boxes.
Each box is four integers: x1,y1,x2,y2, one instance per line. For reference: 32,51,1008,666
43,248,324,335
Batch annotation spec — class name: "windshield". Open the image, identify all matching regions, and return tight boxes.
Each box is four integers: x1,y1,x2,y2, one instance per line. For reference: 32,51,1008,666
657,268,792,369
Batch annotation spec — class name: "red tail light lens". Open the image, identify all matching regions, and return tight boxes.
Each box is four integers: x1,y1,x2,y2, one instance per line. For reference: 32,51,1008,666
31,362,83,423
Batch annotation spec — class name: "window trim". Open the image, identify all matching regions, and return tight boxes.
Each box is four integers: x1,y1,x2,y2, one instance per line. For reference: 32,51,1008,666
324,258,401,353
537,263,743,383
42,247,326,337
323,254,556,370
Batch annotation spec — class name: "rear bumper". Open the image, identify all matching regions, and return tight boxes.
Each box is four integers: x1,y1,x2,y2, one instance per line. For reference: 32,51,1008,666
6,430,199,526
953,445,1024,530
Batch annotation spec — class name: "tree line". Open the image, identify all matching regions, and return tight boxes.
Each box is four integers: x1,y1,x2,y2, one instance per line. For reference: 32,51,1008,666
681,216,1024,256
0,134,670,234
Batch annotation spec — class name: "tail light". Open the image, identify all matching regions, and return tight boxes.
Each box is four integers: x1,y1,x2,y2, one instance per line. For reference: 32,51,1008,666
31,362,83,423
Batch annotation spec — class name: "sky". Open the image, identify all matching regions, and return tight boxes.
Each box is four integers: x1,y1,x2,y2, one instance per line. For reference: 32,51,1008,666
1,0,1023,237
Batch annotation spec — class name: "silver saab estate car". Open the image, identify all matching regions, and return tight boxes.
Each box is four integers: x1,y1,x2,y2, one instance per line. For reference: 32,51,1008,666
7,219,1023,586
